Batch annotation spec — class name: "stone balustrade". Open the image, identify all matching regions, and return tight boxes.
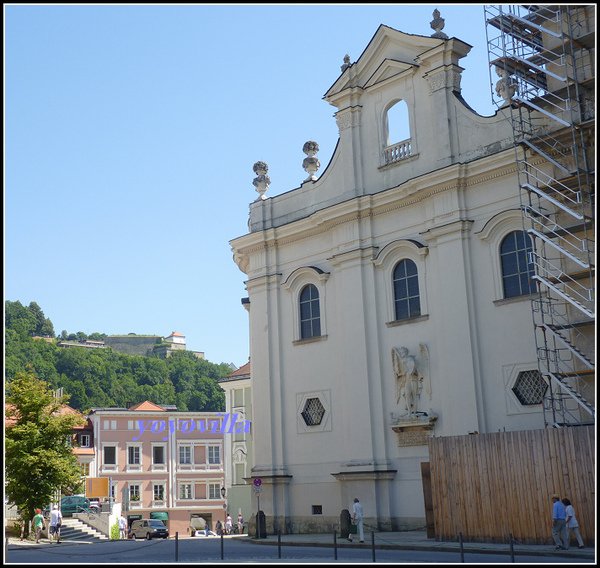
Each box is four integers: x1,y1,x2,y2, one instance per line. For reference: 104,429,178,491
383,139,412,165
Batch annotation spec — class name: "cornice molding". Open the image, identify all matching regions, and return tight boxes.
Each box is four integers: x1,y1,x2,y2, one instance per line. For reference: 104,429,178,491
231,151,528,258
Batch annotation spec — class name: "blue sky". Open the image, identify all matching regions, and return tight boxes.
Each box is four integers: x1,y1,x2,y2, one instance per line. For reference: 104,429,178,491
5,4,498,367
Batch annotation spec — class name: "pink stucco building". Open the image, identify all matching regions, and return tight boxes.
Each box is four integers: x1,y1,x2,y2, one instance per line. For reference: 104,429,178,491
88,401,229,536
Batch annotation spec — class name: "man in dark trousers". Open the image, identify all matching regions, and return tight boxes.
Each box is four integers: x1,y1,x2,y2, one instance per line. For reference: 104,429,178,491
551,494,568,550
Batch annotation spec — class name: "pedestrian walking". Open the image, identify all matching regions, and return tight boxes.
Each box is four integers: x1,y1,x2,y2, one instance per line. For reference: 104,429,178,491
225,513,233,535
551,494,568,550
119,513,128,540
562,498,585,549
49,504,63,543
32,508,45,543
237,513,244,534
348,498,364,543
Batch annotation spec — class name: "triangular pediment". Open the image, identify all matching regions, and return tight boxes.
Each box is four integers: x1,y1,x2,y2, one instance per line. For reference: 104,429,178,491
324,24,445,102
128,400,166,412
364,58,416,90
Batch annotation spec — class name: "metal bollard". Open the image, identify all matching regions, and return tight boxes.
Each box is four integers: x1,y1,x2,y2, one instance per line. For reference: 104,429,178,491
220,530,224,560
371,531,376,562
509,533,515,563
278,530,281,559
333,531,337,560
459,532,465,563
175,532,178,562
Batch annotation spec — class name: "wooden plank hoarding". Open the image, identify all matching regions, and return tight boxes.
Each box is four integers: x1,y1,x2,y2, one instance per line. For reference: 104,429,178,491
429,426,595,545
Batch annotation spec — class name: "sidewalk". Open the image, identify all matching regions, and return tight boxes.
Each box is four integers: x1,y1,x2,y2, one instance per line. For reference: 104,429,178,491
7,531,595,561
5,536,93,548
246,530,596,561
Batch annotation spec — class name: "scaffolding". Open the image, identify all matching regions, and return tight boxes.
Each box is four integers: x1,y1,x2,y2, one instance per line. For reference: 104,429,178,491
484,5,595,427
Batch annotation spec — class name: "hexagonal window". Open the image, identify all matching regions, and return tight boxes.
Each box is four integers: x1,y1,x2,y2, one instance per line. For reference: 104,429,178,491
301,397,325,426
512,370,547,405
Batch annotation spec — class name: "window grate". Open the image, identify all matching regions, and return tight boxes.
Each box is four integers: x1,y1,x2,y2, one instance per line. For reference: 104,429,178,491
301,398,325,426
513,370,547,405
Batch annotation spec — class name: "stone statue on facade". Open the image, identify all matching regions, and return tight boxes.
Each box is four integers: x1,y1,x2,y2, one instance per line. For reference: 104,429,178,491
495,66,517,104
341,54,351,73
392,345,430,417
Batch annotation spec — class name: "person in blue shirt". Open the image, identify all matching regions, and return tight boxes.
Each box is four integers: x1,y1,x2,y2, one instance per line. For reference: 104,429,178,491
551,494,568,550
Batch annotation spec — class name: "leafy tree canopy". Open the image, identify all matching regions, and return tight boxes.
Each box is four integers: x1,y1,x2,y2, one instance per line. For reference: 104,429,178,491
5,371,85,533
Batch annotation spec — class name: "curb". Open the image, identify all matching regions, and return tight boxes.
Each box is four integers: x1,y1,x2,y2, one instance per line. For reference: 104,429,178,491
245,537,595,560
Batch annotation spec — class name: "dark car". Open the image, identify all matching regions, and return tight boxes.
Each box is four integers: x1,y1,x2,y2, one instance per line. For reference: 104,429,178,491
43,495,91,518
128,519,169,540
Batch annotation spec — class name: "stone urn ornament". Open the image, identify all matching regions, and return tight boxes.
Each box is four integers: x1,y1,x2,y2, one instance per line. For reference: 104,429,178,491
252,161,270,200
302,141,320,182
430,9,448,39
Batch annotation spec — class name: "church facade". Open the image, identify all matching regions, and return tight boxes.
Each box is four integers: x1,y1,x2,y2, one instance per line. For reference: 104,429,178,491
230,11,591,533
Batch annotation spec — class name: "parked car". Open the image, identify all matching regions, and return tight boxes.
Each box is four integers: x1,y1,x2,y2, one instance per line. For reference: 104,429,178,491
128,519,169,540
43,495,91,518
189,516,207,536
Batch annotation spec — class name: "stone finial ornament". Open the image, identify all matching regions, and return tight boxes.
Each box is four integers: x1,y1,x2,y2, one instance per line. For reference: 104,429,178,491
252,161,270,200
302,141,320,182
341,54,351,72
430,9,448,39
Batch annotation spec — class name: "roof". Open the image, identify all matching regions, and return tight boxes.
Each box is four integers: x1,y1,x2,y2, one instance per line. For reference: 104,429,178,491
5,403,87,428
4,404,17,427
220,361,251,382
57,405,88,429
127,401,167,412
230,361,250,377
73,447,95,455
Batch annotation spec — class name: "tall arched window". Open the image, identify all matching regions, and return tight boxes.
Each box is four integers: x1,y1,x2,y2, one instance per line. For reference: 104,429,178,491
500,230,536,298
300,284,321,339
393,259,421,320
385,100,410,146
383,100,412,165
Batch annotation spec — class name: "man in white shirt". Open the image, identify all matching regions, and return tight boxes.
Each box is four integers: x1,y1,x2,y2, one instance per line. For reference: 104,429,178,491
49,505,63,543
119,514,128,539
349,498,364,543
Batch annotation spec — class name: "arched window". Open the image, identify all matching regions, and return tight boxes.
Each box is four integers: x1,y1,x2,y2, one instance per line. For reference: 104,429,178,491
393,259,421,320
383,100,412,165
300,284,321,339
385,100,410,146
500,231,536,298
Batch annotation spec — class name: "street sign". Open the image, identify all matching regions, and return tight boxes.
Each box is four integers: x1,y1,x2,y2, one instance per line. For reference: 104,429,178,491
253,478,262,487
253,486,262,494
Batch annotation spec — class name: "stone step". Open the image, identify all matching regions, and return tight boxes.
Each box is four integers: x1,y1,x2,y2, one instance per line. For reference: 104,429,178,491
57,518,108,541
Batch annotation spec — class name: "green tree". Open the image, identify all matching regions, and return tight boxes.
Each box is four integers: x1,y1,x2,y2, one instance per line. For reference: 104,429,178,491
5,300,36,337
88,332,107,341
5,371,85,537
27,301,55,337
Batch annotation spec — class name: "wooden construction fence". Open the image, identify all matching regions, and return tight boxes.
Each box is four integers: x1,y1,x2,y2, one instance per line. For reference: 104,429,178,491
428,426,595,545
